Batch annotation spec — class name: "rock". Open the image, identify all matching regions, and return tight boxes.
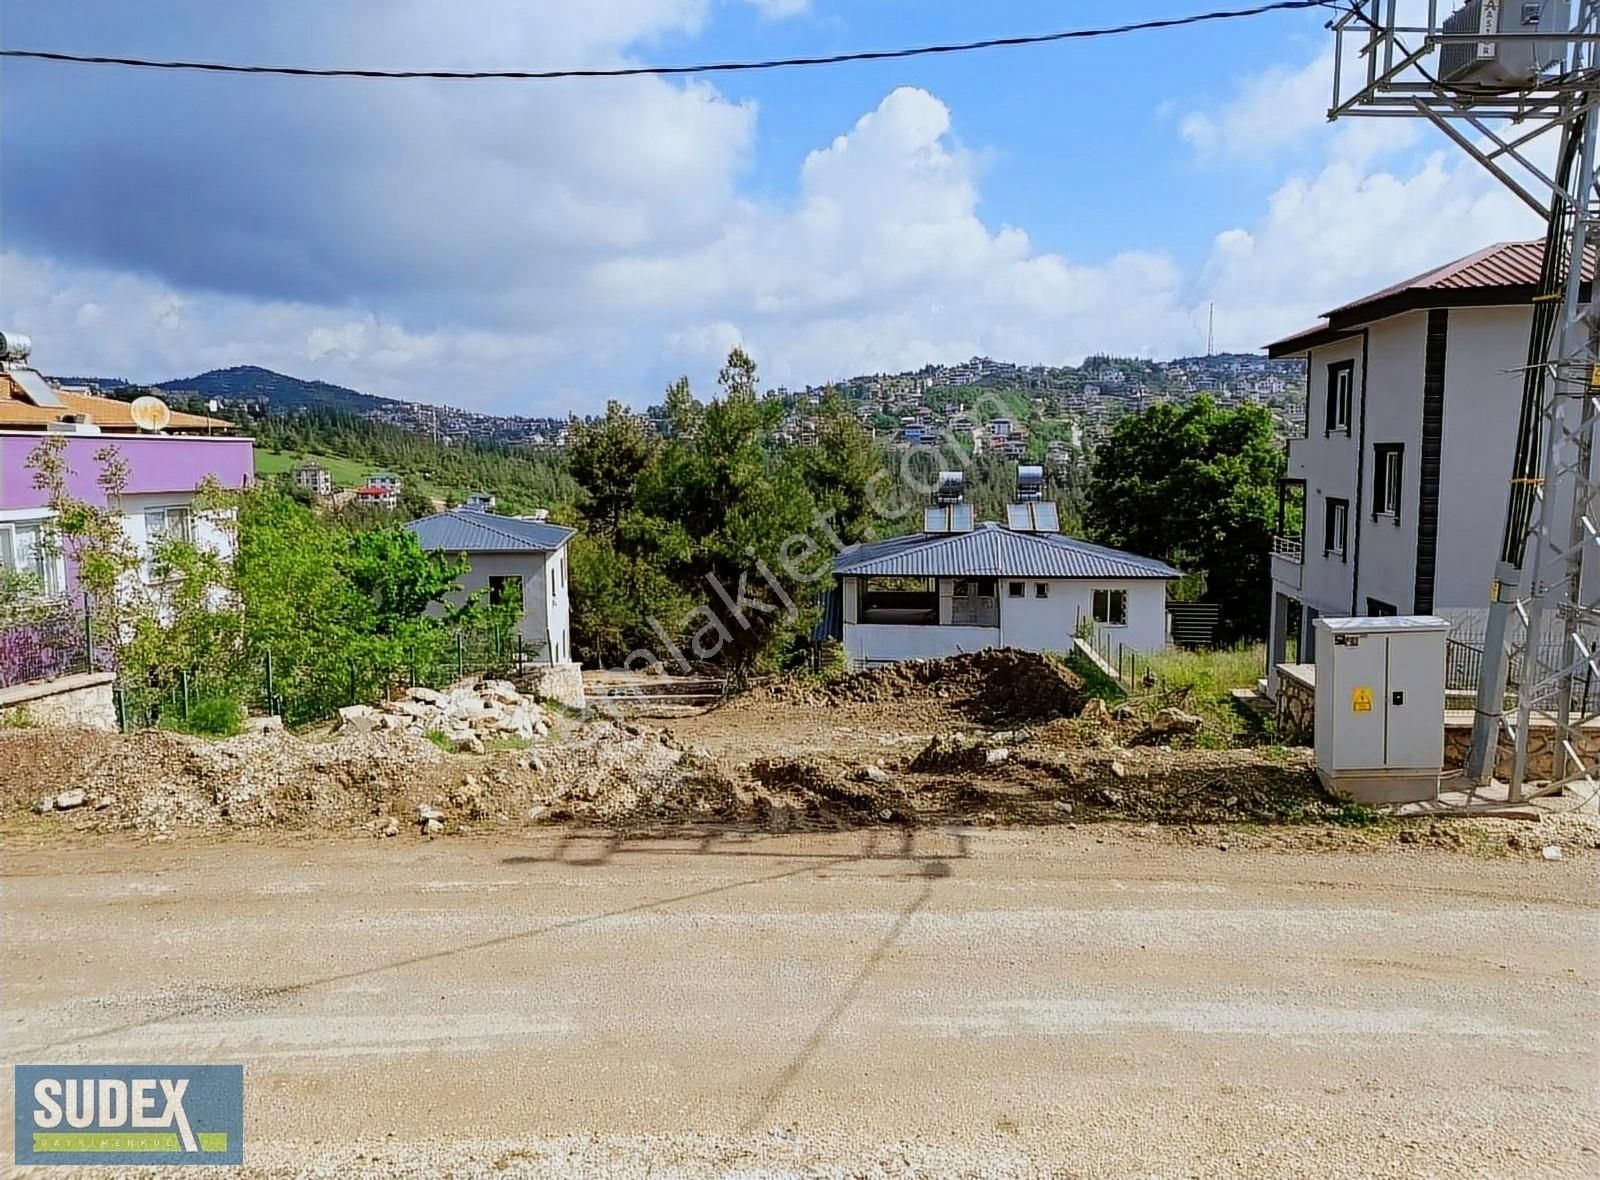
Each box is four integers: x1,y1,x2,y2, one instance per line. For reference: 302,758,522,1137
422,817,444,836
860,764,893,784
417,803,444,822
1152,703,1203,732
35,796,53,814
380,817,400,838
1109,760,1127,780
407,686,445,705
1053,800,1074,814
54,789,87,810
879,809,894,821
534,719,551,738
985,747,1011,766
93,796,114,811
337,704,381,734
1542,844,1564,861
1112,704,1137,722
242,715,284,734
528,804,550,821
1078,698,1114,727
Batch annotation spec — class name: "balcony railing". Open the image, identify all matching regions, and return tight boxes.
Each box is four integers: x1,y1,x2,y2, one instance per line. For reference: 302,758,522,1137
1271,535,1304,563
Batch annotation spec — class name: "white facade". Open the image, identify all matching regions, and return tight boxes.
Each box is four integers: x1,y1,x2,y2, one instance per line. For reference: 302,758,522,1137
840,574,1167,667
1268,301,1535,691
443,546,571,664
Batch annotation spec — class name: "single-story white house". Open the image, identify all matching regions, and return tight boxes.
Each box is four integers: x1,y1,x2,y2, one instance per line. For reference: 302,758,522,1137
405,508,574,664
832,521,1178,668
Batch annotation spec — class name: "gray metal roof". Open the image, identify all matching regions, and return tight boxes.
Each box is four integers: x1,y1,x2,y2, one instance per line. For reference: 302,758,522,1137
405,509,573,553
834,522,1179,580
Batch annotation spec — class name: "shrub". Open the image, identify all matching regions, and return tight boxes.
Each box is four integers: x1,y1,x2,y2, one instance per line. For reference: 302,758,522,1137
162,694,243,738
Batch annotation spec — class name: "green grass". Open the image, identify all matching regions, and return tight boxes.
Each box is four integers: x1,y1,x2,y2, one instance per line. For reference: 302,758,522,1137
255,449,447,500
159,694,243,738
424,729,455,753
1130,643,1272,748
484,735,532,753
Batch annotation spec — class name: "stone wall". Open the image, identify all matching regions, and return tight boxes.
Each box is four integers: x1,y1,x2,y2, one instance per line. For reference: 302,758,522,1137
1274,663,1316,743
0,672,118,732
512,661,586,711
1442,711,1600,782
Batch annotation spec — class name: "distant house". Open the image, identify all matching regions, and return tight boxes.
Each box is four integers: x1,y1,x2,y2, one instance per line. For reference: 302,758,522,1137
366,471,402,493
291,463,332,497
833,520,1177,668
405,508,574,663
1,333,252,597
353,485,398,508
464,492,497,513
1262,239,1593,696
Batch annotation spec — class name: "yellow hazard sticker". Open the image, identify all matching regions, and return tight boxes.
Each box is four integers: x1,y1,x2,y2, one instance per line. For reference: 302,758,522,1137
1352,687,1374,713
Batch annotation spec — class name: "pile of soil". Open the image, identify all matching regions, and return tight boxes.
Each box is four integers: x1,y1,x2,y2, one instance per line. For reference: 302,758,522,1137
746,649,1086,725
0,719,742,838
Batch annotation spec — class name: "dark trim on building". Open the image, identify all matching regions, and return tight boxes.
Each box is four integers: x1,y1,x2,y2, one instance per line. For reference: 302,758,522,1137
1413,308,1448,613
1349,329,1370,614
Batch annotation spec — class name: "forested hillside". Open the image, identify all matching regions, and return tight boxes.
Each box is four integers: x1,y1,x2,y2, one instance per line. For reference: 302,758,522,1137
248,410,576,517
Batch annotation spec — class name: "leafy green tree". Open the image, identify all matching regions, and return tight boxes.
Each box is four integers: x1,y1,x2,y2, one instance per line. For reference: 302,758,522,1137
339,528,468,635
1085,396,1282,643
567,400,658,539
638,349,823,678
802,388,880,545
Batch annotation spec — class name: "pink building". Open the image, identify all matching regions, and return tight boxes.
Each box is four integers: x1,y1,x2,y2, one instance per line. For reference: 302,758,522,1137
0,336,254,595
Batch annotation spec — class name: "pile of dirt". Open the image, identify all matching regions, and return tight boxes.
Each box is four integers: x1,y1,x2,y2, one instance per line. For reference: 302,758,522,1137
746,649,1086,725
0,716,743,837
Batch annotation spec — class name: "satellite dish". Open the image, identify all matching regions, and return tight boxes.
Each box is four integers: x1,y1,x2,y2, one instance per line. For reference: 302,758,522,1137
130,395,172,433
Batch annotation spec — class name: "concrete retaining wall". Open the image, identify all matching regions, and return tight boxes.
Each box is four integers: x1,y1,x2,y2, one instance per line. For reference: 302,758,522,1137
0,672,118,731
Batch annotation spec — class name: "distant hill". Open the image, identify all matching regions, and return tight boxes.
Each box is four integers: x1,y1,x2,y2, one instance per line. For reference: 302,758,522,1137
156,366,405,415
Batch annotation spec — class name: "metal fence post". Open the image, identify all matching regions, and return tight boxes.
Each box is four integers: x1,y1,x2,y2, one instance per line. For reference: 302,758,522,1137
181,669,191,720
82,592,94,673
457,631,465,680
265,650,275,719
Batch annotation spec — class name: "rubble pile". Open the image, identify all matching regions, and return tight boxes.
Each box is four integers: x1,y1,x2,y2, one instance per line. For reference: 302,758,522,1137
337,680,550,753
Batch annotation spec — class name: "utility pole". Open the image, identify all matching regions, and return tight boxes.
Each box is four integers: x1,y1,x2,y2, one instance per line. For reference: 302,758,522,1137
1207,302,1215,357
1328,2,1600,800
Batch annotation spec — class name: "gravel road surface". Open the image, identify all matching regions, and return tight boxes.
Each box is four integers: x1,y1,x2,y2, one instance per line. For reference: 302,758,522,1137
2,828,1597,1177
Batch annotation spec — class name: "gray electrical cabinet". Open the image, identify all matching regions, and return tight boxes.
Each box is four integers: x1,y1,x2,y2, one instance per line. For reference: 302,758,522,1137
1313,616,1451,804
1439,1,1569,91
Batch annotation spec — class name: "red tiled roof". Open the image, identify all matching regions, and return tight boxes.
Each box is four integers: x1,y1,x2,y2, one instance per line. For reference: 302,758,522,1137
1266,240,1598,356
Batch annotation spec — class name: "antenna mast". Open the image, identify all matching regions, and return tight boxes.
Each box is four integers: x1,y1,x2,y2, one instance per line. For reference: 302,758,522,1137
1328,1,1600,801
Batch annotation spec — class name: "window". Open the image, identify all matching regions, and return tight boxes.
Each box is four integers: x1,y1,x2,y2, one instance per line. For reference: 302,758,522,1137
1325,360,1353,434
1373,444,1403,518
1034,583,1049,599
1367,598,1397,617
0,521,62,597
143,506,193,545
1007,581,1025,598
1092,588,1128,627
1324,497,1349,559
489,575,523,608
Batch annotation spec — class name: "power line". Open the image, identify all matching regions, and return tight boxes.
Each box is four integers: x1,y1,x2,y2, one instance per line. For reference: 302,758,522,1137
0,1,1331,81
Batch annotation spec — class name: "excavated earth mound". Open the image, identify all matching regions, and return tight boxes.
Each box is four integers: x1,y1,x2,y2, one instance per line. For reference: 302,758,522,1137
742,648,1086,725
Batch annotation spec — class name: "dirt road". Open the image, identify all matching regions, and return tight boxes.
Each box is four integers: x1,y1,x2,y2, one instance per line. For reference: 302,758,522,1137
3,829,1597,1177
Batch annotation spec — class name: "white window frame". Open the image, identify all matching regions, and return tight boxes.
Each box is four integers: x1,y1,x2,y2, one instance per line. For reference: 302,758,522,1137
0,519,66,599
1007,581,1026,599
1093,588,1128,627
141,504,197,584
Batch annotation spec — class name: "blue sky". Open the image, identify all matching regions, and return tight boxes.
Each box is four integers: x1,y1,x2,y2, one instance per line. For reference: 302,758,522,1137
0,1,1541,413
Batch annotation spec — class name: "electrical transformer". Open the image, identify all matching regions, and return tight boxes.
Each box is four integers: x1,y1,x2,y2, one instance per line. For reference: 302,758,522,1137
1439,1,1570,91
1313,616,1451,804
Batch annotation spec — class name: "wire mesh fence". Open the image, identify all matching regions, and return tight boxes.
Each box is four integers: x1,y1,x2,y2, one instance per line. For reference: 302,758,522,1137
0,596,96,690
113,620,549,732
